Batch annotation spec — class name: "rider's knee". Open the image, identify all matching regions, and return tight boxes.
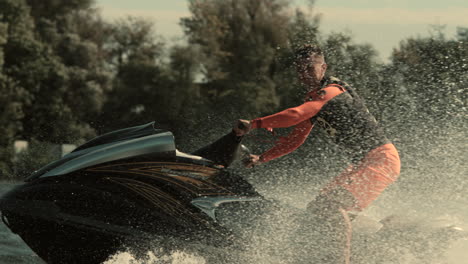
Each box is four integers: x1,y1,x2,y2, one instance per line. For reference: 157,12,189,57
308,186,356,214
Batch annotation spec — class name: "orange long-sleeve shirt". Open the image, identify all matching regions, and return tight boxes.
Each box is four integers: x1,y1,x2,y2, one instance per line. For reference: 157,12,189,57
250,85,345,162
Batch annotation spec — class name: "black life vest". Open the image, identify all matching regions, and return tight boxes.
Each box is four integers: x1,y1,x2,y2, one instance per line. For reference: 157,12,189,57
310,77,390,161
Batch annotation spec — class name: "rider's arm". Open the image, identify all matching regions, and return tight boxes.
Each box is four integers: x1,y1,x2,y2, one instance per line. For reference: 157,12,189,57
259,120,313,163
250,101,320,129
249,86,345,163
250,86,344,130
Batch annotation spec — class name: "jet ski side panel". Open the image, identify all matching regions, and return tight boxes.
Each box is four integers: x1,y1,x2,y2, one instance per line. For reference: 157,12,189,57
0,169,236,263
3,212,123,264
2,160,243,235
73,122,162,152
27,131,176,180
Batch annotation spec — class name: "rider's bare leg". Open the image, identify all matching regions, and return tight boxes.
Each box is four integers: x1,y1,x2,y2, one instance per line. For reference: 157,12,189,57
291,188,354,264
307,193,352,264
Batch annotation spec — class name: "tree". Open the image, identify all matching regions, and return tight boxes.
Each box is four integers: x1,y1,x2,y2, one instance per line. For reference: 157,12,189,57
275,5,321,108
320,32,384,119
25,0,94,20
181,0,295,118
98,17,177,132
167,44,204,127
0,0,113,144
31,4,112,140
0,0,113,178
389,30,468,123
0,54,27,178
0,0,33,176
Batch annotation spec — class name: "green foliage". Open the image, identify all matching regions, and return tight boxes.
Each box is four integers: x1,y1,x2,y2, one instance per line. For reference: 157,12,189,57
321,32,384,119
0,0,111,144
0,21,6,65
0,76,26,179
181,0,294,117
457,27,468,41
323,33,381,85
0,0,33,175
97,17,172,132
167,45,203,123
389,30,468,123
12,140,60,179
288,7,320,50
0,0,112,178
106,16,165,69
26,0,94,20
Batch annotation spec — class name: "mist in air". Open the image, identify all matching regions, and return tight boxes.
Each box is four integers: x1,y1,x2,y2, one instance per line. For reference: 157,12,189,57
0,0,466,263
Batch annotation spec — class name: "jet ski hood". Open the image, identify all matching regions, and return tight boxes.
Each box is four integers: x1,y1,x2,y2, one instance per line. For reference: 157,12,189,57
26,122,176,181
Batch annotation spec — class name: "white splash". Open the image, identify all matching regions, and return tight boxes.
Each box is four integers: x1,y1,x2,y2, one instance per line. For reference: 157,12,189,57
103,250,206,264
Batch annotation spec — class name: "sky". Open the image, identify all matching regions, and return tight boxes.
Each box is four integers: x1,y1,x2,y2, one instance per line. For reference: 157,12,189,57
95,0,468,61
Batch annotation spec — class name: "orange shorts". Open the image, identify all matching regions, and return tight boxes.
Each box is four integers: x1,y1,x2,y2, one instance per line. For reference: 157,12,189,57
321,143,401,211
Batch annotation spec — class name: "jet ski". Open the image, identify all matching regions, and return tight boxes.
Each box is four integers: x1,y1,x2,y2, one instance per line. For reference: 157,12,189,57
0,122,268,264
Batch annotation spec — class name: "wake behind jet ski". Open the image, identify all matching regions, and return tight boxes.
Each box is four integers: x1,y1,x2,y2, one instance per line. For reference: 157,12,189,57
0,122,268,264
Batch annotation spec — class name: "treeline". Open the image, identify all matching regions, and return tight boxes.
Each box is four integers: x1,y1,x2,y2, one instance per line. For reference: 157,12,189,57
0,0,466,179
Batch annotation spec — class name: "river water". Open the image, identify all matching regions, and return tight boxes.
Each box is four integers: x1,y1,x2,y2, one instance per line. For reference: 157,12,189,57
0,183,45,264
1,178,467,264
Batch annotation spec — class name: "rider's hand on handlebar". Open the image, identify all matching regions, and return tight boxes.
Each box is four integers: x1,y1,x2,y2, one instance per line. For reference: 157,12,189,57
243,154,262,168
233,119,252,136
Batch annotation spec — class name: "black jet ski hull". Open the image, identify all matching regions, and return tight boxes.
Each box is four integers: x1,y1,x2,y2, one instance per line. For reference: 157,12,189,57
0,123,264,263
2,212,122,264
1,163,262,263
